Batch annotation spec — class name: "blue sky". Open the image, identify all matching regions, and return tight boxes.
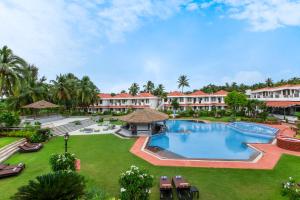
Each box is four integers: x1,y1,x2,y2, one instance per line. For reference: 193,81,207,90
1,0,300,92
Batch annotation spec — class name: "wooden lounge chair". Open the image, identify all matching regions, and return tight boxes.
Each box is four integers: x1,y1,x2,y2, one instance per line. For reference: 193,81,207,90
0,163,25,179
172,176,192,200
19,142,43,153
160,176,173,200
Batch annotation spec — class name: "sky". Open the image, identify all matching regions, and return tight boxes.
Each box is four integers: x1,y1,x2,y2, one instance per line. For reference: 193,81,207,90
1,0,300,93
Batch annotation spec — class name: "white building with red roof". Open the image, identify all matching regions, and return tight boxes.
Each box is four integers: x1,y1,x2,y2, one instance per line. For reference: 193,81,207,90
247,84,300,117
88,92,160,112
163,90,228,111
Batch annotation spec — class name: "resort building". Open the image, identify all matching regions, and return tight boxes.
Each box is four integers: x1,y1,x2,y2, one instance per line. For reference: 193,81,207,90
88,92,161,113
163,90,228,111
247,84,300,118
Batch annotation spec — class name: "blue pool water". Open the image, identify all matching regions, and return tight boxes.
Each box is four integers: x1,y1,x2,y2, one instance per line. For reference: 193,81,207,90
148,120,278,160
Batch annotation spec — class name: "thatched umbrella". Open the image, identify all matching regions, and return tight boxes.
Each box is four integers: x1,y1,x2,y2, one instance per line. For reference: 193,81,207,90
22,100,59,118
119,108,168,123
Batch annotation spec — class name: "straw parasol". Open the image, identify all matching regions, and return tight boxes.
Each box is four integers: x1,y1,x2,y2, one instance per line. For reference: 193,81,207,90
22,100,59,109
119,108,168,124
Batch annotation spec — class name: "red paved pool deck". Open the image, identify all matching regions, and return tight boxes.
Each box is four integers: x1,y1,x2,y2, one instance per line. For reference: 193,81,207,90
130,124,300,169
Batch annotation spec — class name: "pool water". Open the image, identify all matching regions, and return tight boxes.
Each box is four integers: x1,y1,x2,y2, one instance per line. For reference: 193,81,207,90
147,120,278,160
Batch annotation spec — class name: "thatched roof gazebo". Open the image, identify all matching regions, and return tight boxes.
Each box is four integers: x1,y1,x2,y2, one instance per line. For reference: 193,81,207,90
119,108,169,135
22,100,59,109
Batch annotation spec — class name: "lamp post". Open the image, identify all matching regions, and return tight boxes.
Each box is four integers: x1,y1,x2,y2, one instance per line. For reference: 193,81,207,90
64,132,69,154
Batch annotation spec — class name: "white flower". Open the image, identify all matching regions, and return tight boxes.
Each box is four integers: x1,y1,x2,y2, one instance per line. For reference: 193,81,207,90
289,177,293,180
148,189,151,194
120,188,126,192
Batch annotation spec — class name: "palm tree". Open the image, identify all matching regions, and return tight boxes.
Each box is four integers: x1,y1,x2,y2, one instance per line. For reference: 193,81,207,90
77,76,99,109
265,78,273,87
128,83,140,96
153,84,166,98
177,75,189,93
50,74,72,109
0,45,27,97
143,81,155,93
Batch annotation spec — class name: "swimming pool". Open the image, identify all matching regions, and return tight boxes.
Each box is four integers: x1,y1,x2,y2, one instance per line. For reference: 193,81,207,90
147,120,278,160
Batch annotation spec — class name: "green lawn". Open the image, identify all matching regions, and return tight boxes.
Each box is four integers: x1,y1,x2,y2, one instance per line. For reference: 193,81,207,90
0,137,20,149
1,135,300,200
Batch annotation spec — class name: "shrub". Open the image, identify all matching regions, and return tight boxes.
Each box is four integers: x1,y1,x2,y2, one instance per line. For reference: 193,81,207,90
29,129,51,143
73,120,82,125
0,130,36,138
11,171,86,200
0,111,20,127
295,112,300,120
119,165,153,200
49,153,76,172
84,187,110,200
281,177,300,200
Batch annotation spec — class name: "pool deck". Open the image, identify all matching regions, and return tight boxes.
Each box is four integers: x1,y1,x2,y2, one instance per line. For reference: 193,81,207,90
130,124,300,169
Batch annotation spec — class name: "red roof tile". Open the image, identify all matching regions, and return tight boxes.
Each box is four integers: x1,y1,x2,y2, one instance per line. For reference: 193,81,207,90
113,93,133,98
167,91,184,97
188,90,208,96
213,90,228,96
266,101,300,108
136,92,155,98
98,93,112,98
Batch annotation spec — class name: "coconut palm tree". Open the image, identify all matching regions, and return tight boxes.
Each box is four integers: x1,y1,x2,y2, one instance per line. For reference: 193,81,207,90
0,45,27,97
143,81,155,93
129,83,140,96
153,84,166,98
50,74,72,109
77,76,99,109
177,75,190,93
265,78,273,87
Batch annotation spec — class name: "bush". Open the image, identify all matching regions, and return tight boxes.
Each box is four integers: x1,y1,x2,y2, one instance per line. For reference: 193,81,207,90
29,128,51,143
281,177,300,200
295,112,300,120
84,187,110,200
0,129,36,138
73,120,82,125
49,153,76,172
119,165,154,200
0,111,20,127
11,171,86,200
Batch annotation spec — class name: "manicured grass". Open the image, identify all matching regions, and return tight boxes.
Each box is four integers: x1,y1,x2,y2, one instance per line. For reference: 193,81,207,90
1,135,300,200
0,137,20,149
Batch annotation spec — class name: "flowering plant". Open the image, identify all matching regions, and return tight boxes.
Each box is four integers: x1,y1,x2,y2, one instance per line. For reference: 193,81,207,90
49,152,76,172
119,165,154,200
281,177,300,200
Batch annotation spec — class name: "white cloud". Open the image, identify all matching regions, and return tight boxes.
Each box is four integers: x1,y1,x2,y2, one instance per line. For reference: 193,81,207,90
221,70,265,85
200,0,300,31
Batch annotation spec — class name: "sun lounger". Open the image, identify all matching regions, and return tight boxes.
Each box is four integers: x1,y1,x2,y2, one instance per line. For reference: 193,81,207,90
0,163,25,179
172,176,192,200
19,142,43,153
160,176,173,200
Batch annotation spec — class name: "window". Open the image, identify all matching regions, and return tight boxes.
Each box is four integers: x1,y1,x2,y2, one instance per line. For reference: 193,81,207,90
146,99,149,103
179,97,184,102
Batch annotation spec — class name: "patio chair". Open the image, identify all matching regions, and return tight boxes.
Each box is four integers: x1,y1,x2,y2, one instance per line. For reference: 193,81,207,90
19,142,43,153
172,176,192,200
0,163,25,179
160,176,173,200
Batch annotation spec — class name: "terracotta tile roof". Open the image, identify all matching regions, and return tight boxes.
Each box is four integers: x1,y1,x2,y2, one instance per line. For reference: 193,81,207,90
188,90,207,96
266,101,300,108
253,84,300,92
136,92,155,98
213,90,228,96
98,93,112,98
167,91,184,97
113,93,133,98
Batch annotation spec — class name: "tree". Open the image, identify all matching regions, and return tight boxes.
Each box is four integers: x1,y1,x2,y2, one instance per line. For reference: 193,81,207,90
50,74,72,109
77,76,99,109
11,171,86,200
120,90,126,93
171,98,180,112
177,75,190,93
265,78,273,87
143,81,155,93
128,83,140,96
224,91,247,116
153,84,166,98
0,45,27,97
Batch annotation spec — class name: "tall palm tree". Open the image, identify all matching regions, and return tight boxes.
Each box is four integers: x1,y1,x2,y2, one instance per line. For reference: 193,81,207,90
128,83,140,96
50,74,72,109
0,45,27,97
143,81,155,93
177,75,190,93
153,84,166,98
77,76,99,109
265,78,273,87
